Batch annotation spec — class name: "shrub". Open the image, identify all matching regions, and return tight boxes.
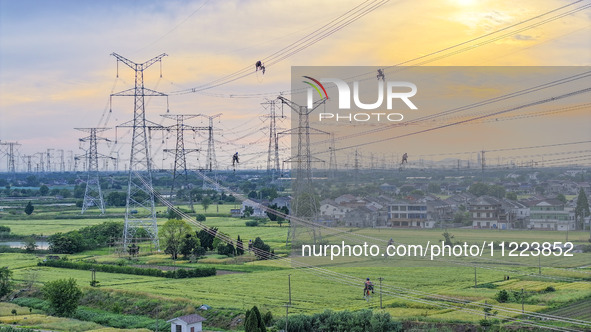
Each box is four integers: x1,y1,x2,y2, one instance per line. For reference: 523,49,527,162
42,278,82,317
245,220,259,227
196,214,206,222
495,289,509,303
37,260,215,279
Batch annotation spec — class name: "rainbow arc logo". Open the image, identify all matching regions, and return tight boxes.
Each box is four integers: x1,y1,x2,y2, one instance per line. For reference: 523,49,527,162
303,76,328,101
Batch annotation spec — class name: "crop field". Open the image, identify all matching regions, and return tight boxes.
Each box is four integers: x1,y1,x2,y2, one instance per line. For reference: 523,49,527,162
2,205,590,330
0,303,151,332
0,218,117,236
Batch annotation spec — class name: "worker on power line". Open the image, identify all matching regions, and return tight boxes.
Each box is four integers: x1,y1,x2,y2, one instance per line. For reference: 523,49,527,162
377,69,385,81
255,61,266,74
401,153,408,165
364,278,374,298
232,152,240,167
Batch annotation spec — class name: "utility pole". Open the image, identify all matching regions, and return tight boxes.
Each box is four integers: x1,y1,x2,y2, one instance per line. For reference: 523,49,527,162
284,304,289,332
521,288,525,313
288,274,292,305
481,150,486,173
111,52,168,250
378,277,383,309
279,95,327,245
76,127,112,215
160,114,200,203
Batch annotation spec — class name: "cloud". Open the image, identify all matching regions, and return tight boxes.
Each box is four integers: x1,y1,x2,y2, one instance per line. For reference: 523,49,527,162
513,34,536,41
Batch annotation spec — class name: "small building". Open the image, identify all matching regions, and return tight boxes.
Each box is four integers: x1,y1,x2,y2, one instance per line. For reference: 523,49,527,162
388,200,430,228
468,196,504,229
167,314,206,332
528,199,571,230
241,199,269,217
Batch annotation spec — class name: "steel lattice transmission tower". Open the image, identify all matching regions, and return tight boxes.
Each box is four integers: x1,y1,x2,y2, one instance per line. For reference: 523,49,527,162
110,52,168,250
35,152,45,173
161,114,201,197
22,155,33,173
261,100,284,176
0,141,20,174
58,149,66,172
328,134,337,179
76,128,111,214
278,96,327,245
46,149,53,172
199,114,222,172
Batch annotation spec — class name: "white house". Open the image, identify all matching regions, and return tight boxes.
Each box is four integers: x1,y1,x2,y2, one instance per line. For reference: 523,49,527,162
320,199,351,221
167,314,206,332
241,199,268,217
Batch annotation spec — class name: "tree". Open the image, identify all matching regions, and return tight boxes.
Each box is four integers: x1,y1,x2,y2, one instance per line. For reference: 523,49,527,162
196,227,217,251
245,306,266,332
442,231,454,246
24,201,34,215
556,193,567,204
106,191,126,207
23,237,38,252
427,183,441,194
495,289,509,303
42,278,82,317
201,196,211,213
0,267,13,297
39,184,49,196
468,183,489,197
180,234,202,259
243,206,254,217
505,192,518,201
48,232,84,254
252,237,271,260
161,219,192,259
236,235,244,256
575,188,590,231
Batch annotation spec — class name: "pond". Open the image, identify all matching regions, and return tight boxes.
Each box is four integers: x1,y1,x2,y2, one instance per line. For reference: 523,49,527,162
0,240,49,250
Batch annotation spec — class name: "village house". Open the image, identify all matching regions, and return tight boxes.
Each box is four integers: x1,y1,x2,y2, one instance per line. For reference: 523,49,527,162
527,199,572,231
167,314,206,332
387,199,431,228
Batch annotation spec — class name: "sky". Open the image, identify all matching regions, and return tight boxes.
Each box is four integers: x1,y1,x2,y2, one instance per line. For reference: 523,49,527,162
0,0,590,172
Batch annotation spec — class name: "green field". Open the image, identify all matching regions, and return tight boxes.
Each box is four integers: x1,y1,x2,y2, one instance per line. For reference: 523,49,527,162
1,203,591,331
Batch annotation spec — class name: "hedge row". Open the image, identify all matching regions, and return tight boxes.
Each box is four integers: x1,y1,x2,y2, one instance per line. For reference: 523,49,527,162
38,260,215,279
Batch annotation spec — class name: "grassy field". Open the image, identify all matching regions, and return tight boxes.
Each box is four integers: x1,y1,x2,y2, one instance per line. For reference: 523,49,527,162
2,203,591,330
0,302,151,332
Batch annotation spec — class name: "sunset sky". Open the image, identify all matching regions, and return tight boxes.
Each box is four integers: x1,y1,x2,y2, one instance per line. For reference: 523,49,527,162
0,0,590,171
